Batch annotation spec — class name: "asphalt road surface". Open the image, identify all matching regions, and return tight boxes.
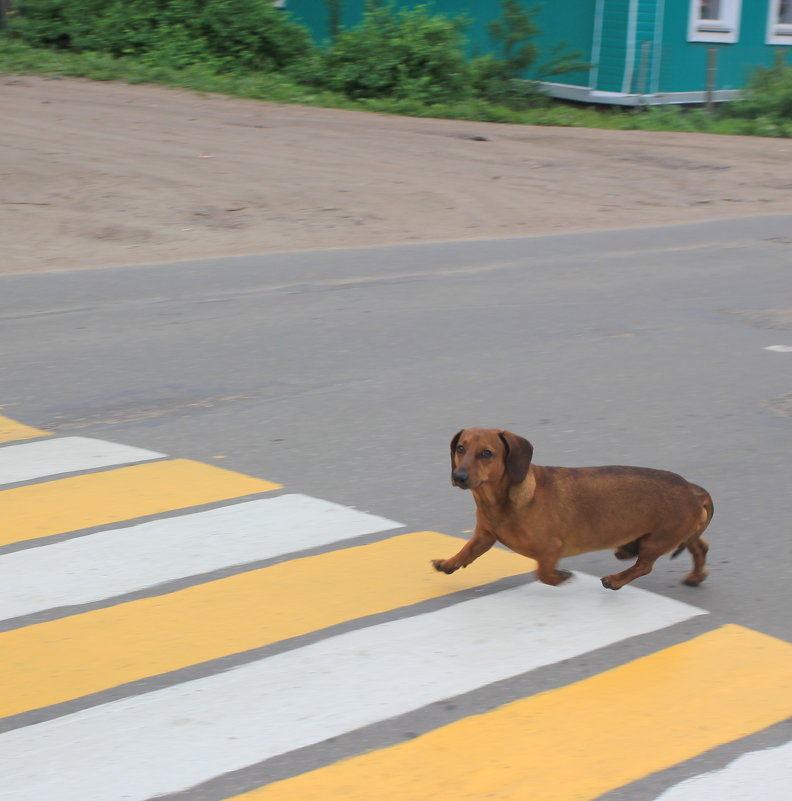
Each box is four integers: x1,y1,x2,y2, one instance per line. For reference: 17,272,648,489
1,215,791,800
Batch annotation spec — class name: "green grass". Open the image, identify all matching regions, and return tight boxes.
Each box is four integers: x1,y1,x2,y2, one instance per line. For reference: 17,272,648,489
0,37,787,137
0,37,350,103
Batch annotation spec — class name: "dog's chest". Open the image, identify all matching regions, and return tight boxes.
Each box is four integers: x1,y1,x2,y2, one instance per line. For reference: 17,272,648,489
478,508,541,555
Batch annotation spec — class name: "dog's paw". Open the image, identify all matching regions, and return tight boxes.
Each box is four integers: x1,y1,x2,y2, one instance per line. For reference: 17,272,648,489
431,559,458,575
682,570,708,586
600,575,621,590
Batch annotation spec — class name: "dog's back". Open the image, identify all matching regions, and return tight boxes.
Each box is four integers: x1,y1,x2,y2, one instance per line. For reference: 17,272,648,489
529,464,710,557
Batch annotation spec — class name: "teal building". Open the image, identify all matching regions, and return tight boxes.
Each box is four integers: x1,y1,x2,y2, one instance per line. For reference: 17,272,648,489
285,1,792,105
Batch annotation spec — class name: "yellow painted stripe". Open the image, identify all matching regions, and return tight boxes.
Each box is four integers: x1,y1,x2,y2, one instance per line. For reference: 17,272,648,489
0,533,532,718
0,413,51,444
234,625,792,801
0,459,279,547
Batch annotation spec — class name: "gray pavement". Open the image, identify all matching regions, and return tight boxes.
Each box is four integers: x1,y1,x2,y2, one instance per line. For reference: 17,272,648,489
3,216,790,623
2,215,791,798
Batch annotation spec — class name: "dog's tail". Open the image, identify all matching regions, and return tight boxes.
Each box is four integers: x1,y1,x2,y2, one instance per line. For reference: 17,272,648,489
670,490,714,559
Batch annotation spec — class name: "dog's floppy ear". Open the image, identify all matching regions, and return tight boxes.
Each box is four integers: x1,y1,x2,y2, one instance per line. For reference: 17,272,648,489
498,431,533,484
450,430,463,469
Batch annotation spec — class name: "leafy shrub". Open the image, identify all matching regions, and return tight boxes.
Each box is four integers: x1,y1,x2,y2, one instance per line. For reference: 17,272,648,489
470,53,547,109
486,0,540,76
725,56,792,126
196,0,313,72
467,0,588,110
8,0,314,72
305,1,472,104
7,0,108,50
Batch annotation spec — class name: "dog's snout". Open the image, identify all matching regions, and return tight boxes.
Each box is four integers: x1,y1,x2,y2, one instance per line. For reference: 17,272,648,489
452,469,469,487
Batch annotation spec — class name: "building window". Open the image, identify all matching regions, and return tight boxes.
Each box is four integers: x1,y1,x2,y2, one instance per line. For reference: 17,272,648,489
688,0,742,43
768,0,792,44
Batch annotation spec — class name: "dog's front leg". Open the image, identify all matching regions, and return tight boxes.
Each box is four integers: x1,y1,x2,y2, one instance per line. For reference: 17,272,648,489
535,539,573,586
432,527,495,574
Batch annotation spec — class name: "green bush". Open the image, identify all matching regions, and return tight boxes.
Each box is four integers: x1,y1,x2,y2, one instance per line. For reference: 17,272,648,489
305,1,472,104
196,0,313,72
486,0,540,76
7,0,107,50
470,0,587,109
8,0,314,72
470,53,547,109
724,56,792,131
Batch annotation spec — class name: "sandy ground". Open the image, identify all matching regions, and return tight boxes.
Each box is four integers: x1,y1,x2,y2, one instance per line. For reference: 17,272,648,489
2,74,792,274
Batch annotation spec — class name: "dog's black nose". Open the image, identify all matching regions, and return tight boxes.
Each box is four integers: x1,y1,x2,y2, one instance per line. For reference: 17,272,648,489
452,469,468,486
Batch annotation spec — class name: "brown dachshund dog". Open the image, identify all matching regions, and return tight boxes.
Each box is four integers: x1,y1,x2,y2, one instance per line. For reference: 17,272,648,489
432,428,713,590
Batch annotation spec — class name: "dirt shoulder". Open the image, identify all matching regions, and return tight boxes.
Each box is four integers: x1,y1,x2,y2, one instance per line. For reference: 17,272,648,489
2,74,791,274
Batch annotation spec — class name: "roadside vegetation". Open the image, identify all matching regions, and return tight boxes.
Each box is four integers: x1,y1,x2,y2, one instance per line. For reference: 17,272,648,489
1,0,792,136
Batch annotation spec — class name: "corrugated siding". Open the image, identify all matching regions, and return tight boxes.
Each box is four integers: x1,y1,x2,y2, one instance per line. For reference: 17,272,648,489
592,0,659,95
630,0,659,93
533,2,597,87
658,0,780,94
596,0,630,92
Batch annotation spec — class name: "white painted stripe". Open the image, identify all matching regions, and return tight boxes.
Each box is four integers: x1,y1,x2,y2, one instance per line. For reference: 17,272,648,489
622,0,639,95
0,494,402,621
0,436,164,486
653,740,792,801
0,574,705,801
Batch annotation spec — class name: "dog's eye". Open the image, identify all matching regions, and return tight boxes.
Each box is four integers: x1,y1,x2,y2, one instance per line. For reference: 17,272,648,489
480,449,493,459
456,444,465,454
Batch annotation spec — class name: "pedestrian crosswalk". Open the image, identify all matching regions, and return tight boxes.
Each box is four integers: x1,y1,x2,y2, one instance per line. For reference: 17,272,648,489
0,413,52,445
0,435,164,486
652,740,792,801
230,625,792,801
0,493,400,624
0,458,279,548
1,416,791,801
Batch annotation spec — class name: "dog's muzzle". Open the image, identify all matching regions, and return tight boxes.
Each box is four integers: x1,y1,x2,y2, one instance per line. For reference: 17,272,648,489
452,469,469,489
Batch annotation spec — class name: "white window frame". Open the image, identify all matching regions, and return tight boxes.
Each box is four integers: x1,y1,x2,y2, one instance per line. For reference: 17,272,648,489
767,0,792,44
688,0,743,43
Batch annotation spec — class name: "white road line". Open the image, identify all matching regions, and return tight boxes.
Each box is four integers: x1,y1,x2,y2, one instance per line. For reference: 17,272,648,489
0,574,705,801
0,436,164,486
0,494,402,621
652,740,792,800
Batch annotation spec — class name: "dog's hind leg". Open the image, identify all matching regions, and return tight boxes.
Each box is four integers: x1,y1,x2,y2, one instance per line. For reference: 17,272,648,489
601,534,666,590
682,535,709,586
680,494,713,586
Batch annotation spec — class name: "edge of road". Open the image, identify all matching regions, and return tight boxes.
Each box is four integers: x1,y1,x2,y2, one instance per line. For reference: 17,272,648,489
1,214,791,312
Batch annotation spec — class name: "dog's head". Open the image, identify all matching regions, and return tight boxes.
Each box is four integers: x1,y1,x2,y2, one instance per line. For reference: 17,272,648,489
450,428,533,490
